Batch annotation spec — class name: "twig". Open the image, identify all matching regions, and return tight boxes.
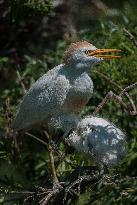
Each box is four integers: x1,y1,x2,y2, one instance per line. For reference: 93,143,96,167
27,130,61,186
26,132,48,149
63,173,100,203
26,131,61,185
16,70,27,94
40,187,62,205
3,190,35,195
95,71,137,114
92,91,128,116
1,167,101,205
124,28,137,48
4,99,20,152
26,132,75,168
40,171,99,205
95,70,122,91
92,83,137,116
120,82,137,96
1,190,35,204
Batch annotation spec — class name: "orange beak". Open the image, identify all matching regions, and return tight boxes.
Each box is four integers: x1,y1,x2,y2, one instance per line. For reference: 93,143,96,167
87,49,121,59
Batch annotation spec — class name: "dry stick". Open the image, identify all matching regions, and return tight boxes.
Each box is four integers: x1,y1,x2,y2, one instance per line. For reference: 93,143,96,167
40,174,97,205
26,132,59,185
2,191,35,204
26,132,48,148
6,188,49,205
27,131,62,186
119,82,137,115
5,99,20,152
123,28,137,114
63,174,99,203
25,187,52,204
26,132,74,167
95,70,122,91
4,190,35,195
95,71,137,113
120,82,137,96
16,70,27,94
92,91,128,117
123,28,137,48
40,188,61,205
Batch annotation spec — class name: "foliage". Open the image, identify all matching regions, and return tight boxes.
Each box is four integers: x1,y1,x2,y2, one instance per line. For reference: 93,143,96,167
0,0,137,204
4,0,52,22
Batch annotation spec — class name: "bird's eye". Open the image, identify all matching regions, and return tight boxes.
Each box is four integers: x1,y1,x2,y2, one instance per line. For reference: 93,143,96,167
85,50,90,55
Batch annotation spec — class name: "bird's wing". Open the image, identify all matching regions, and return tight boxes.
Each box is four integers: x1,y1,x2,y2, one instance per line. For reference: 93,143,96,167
13,67,70,131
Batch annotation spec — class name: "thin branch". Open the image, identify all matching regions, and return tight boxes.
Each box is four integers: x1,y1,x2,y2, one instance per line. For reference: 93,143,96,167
1,167,101,205
95,70,122,91
40,187,62,205
39,171,99,205
26,131,61,186
4,99,20,152
16,70,27,94
26,132,48,149
26,131,75,167
63,173,101,203
92,82,137,116
92,91,128,117
120,82,137,96
123,28,137,48
95,71,136,114
3,190,35,195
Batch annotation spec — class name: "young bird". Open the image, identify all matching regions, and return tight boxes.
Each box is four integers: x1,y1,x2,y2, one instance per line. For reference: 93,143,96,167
67,116,127,168
13,41,120,132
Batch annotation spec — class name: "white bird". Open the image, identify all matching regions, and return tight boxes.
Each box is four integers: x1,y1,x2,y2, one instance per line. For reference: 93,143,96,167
67,116,127,167
13,41,120,132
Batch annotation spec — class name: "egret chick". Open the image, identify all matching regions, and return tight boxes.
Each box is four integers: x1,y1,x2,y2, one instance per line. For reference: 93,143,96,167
67,117,127,167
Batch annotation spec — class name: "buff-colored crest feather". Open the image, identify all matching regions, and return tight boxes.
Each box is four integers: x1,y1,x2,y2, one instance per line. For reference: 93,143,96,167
62,41,93,64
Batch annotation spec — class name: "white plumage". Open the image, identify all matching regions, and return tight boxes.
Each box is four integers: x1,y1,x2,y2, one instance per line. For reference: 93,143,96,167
13,41,120,132
13,41,123,186
13,41,100,131
67,117,127,167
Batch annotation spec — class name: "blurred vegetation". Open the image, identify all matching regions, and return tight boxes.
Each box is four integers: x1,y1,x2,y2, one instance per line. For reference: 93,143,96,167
0,0,137,204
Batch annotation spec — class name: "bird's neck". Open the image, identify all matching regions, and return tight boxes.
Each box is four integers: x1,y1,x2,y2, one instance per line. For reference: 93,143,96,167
61,64,91,78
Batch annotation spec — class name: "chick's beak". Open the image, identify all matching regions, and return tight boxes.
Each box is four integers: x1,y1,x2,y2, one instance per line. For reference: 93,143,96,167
87,49,121,59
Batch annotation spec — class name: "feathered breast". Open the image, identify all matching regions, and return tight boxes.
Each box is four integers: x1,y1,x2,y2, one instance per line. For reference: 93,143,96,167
63,72,93,114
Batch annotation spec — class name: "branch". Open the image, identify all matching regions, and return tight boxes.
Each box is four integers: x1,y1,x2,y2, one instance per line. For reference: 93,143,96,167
123,28,137,48
26,132,48,149
120,82,137,96
16,70,27,94
95,71,137,114
26,132,75,168
92,82,137,116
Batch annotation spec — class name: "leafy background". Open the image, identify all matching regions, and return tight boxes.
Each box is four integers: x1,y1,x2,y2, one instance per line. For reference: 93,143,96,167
0,0,137,204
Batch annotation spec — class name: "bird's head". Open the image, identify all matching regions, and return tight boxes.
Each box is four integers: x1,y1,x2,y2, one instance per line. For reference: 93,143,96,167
62,41,121,72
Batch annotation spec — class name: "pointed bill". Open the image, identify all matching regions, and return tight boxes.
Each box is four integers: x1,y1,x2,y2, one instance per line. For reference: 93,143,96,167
86,49,121,59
